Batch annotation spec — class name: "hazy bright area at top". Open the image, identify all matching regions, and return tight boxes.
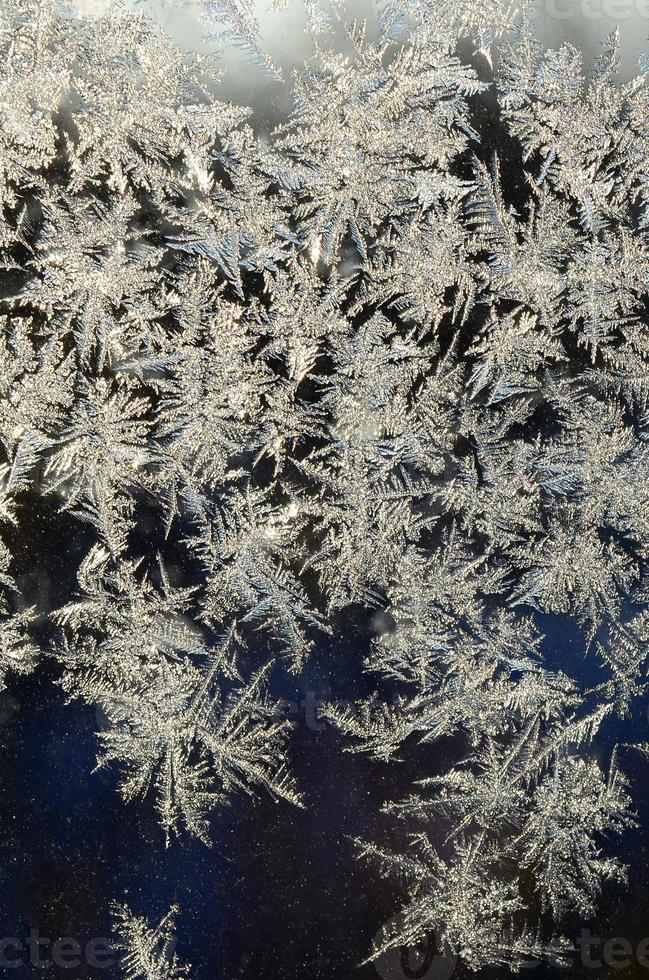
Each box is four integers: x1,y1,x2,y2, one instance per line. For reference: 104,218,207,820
72,0,649,108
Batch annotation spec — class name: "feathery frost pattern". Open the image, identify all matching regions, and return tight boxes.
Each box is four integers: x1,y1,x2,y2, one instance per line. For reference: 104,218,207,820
112,903,190,980
1,0,649,972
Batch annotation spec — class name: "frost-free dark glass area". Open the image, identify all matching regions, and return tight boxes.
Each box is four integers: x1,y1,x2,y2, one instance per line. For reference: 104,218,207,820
1,0,649,978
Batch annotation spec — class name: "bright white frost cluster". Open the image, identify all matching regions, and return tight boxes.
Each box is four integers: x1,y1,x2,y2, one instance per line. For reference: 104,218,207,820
1,0,649,973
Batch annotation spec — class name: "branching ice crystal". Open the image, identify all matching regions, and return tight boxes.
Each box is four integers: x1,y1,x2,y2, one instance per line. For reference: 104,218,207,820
1,0,649,973
113,903,190,980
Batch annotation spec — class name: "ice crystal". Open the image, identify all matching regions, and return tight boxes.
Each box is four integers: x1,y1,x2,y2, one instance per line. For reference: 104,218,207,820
1,0,649,973
112,903,190,980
